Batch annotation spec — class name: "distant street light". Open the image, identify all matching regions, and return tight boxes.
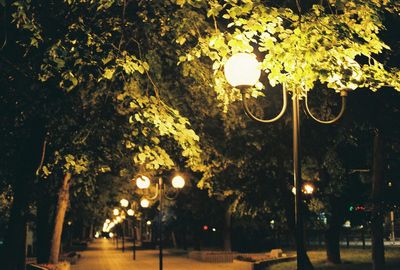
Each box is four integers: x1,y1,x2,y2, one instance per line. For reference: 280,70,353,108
120,198,129,208
224,52,347,270
171,175,185,189
119,201,139,261
118,199,130,252
303,183,315,195
135,174,185,270
140,198,150,208
136,175,151,189
127,209,135,216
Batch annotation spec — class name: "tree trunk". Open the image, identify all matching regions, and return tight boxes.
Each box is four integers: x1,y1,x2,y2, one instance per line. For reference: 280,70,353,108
325,218,342,264
325,197,342,264
3,183,28,270
182,225,187,250
89,224,94,240
81,225,87,240
371,130,385,270
223,204,232,251
3,119,44,270
35,181,55,263
36,192,52,263
49,172,72,264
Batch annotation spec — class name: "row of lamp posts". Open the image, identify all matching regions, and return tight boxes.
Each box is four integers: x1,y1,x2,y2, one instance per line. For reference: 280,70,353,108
107,199,138,259
104,174,186,270
135,174,186,270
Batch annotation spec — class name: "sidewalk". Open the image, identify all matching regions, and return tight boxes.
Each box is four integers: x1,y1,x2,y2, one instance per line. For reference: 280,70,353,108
71,238,245,270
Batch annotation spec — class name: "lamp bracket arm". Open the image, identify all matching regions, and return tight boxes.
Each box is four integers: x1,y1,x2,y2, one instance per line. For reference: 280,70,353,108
145,184,159,200
164,188,179,200
304,90,347,124
240,85,287,123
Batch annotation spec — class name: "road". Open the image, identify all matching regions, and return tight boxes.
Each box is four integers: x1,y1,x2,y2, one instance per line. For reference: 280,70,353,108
71,238,245,270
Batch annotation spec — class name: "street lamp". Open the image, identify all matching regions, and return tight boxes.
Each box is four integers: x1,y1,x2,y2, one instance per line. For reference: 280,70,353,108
120,198,129,208
127,209,135,216
136,175,151,189
140,198,150,208
291,183,315,195
119,199,130,252
303,183,315,195
224,53,347,270
126,208,137,260
135,174,185,270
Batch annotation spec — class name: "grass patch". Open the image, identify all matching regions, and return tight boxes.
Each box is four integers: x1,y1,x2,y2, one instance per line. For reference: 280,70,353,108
268,248,400,270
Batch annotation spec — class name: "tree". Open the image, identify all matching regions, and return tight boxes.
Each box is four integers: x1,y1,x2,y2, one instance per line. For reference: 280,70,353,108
2,1,400,269
1,1,206,268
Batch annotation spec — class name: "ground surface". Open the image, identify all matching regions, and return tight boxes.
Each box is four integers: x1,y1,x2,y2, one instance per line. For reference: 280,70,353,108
72,239,400,270
71,238,244,270
268,248,400,270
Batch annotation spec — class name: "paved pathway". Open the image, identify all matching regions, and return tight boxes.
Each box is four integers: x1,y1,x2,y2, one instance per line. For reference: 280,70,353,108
72,238,245,270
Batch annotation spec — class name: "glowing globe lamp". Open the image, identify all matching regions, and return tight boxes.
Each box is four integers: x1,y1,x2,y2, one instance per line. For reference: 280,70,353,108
171,175,185,189
136,175,151,189
140,198,150,208
120,198,129,208
224,53,261,87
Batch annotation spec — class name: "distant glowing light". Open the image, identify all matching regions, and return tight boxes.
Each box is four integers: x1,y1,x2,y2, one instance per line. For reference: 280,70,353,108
127,209,135,216
140,198,150,208
172,175,185,189
203,225,209,231
136,175,151,189
146,220,152,226
113,209,120,216
120,199,129,208
303,183,314,195
343,220,351,228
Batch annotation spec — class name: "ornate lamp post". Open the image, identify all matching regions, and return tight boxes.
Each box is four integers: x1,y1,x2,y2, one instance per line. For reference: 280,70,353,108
126,206,139,260
119,199,129,252
112,199,129,253
224,53,347,270
112,208,121,249
135,174,185,270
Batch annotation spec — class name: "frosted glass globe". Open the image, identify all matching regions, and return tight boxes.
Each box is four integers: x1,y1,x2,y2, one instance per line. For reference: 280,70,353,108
127,209,135,216
136,175,151,189
224,53,261,87
140,198,150,208
120,198,129,208
171,175,185,189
